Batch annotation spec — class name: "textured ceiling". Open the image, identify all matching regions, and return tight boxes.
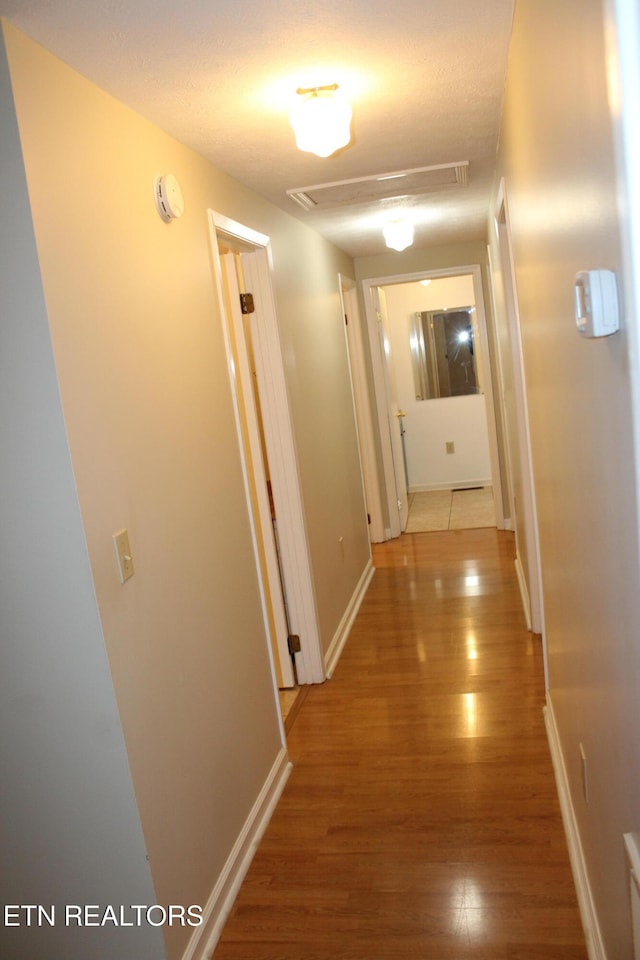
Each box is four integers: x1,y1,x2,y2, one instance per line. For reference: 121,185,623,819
0,0,514,257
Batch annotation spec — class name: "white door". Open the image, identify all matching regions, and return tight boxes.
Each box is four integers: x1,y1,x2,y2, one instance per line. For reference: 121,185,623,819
372,286,409,533
219,251,295,688
209,211,325,686
339,277,386,543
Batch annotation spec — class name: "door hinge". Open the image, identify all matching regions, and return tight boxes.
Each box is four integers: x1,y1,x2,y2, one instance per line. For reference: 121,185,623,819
239,292,255,315
367,513,371,525
344,313,348,325
287,634,301,655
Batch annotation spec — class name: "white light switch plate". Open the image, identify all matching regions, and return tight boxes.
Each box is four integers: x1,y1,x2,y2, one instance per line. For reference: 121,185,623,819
113,528,135,583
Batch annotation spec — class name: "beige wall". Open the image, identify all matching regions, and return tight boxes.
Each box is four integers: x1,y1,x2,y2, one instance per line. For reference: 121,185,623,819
266,226,372,655
0,34,164,960
354,240,489,282
3,21,369,960
490,0,640,954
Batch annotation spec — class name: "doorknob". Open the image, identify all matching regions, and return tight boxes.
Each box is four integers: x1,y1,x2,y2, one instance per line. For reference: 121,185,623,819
395,410,406,417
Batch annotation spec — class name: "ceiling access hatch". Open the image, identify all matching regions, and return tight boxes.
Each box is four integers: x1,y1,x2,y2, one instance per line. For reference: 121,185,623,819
287,160,469,211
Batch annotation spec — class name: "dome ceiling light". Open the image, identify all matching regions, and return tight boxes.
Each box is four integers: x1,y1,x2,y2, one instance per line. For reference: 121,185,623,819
289,84,352,158
383,218,414,252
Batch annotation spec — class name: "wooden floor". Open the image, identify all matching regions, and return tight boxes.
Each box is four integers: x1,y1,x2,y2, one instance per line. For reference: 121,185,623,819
214,529,587,959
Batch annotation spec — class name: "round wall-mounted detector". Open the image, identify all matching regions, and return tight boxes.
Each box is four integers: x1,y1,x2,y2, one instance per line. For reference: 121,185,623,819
154,174,185,222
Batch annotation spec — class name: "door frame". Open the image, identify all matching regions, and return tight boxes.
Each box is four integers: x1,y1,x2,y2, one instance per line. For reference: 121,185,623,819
209,211,325,685
486,241,516,532
218,249,294,689
338,275,386,543
606,0,640,529
493,179,544,638
361,264,505,539
371,284,410,537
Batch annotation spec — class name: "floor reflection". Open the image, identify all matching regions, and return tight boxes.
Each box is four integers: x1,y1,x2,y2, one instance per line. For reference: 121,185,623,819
450,877,486,940
464,692,478,735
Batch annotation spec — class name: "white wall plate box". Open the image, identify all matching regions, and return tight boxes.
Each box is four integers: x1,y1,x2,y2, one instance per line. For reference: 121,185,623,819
574,269,620,337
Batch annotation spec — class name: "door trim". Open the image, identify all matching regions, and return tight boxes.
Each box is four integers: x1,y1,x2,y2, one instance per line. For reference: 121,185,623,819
209,211,325,685
367,284,406,539
494,179,545,642
606,0,640,542
218,250,294,688
338,275,386,543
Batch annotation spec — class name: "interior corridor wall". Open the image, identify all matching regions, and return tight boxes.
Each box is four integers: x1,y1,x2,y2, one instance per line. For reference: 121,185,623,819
0,35,165,960
489,0,640,955
2,21,369,960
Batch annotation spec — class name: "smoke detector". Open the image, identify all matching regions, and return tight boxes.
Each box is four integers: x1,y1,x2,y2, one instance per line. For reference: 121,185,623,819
154,174,185,222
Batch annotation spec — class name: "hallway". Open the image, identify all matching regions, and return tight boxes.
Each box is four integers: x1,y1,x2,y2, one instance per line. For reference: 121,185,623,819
214,529,586,959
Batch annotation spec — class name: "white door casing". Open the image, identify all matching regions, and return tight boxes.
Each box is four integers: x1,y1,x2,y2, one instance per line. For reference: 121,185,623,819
486,242,514,531
364,285,404,539
219,250,294,688
606,0,640,555
375,287,409,533
338,275,385,543
493,180,545,642
209,211,325,685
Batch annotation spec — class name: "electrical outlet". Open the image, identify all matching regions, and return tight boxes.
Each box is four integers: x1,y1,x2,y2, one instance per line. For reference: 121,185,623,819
446,441,455,454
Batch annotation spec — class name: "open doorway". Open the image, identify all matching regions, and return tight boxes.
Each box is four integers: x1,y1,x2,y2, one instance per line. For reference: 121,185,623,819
208,212,326,707
360,264,505,541
216,246,295,690
339,275,386,544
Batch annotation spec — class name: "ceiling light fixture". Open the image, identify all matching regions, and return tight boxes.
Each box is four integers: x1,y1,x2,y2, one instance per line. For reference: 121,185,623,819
383,218,414,252
289,84,352,158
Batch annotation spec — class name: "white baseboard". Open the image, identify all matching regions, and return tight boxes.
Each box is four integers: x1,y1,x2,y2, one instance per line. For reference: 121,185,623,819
515,552,532,631
325,559,375,678
544,698,607,960
408,479,492,493
181,748,292,960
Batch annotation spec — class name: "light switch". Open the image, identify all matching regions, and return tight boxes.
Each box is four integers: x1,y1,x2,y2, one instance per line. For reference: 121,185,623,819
113,528,135,583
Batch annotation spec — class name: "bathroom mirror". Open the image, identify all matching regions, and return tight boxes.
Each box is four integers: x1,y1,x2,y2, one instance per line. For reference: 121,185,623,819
411,307,480,400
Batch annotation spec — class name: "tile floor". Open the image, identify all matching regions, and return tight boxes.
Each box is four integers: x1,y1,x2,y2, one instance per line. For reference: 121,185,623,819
406,486,495,533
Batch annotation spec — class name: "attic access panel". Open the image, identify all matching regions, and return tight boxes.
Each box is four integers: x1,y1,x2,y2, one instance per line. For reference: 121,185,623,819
287,160,469,211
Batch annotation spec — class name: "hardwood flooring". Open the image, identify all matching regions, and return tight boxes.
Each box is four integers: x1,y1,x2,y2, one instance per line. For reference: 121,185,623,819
214,529,587,959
